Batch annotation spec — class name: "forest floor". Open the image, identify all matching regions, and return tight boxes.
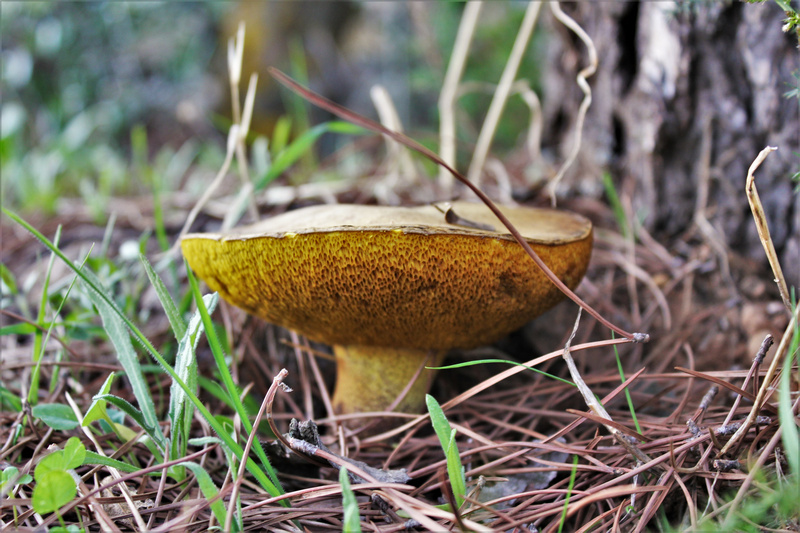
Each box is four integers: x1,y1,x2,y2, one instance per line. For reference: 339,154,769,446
2,168,797,531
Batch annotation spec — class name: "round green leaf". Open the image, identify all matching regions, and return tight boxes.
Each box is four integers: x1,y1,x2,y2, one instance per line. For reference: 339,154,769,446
32,470,77,514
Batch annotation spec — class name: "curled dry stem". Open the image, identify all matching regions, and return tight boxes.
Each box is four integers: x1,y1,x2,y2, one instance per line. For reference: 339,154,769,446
547,1,598,205
268,67,648,345
370,85,416,184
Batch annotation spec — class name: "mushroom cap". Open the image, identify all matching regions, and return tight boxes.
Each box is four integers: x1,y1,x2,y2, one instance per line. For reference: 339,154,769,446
181,202,592,350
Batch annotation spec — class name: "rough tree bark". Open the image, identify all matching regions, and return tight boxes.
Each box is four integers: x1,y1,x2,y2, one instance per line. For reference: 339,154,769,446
542,2,799,287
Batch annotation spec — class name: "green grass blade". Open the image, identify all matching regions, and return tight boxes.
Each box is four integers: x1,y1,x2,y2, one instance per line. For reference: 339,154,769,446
340,467,362,533
29,225,61,405
3,208,284,499
779,308,799,479
0,386,23,412
169,293,217,468
254,121,366,190
140,254,186,341
82,451,149,474
186,265,283,491
81,270,165,451
83,373,116,426
93,394,164,456
429,358,574,386
602,171,631,240
182,461,235,531
612,335,642,436
558,455,579,533
426,394,466,509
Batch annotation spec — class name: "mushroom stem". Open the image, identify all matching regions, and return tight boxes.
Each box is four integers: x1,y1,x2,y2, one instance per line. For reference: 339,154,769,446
331,346,446,419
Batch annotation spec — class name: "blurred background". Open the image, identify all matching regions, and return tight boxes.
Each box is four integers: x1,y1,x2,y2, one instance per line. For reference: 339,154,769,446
2,1,798,281
1,2,549,214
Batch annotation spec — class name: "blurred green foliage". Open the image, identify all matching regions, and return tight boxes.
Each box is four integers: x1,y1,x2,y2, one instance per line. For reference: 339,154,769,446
0,2,227,213
0,2,547,216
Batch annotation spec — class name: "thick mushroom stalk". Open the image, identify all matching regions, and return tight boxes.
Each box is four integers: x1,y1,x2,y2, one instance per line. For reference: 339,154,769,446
181,202,593,426
332,346,445,417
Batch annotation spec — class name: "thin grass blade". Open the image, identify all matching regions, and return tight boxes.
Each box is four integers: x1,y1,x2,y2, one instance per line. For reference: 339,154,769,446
140,254,187,340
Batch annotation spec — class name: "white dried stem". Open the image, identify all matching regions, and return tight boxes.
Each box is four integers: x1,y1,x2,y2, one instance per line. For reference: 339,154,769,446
694,116,732,284
561,310,654,466
438,1,483,193
456,79,542,164
225,72,260,229
370,85,416,181
228,22,245,123
171,22,258,255
745,146,791,312
484,158,515,204
467,1,543,187
516,81,543,162
547,1,598,206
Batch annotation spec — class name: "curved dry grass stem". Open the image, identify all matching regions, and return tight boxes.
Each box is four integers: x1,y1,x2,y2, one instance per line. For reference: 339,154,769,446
745,146,791,312
171,126,237,254
466,1,543,187
226,368,288,532
438,1,482,192
546,2,598,205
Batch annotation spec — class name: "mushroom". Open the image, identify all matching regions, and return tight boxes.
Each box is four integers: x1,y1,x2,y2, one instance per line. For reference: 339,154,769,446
180,201,592,424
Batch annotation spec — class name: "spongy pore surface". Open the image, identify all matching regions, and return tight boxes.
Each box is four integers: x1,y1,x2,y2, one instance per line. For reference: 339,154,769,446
181,202,593,350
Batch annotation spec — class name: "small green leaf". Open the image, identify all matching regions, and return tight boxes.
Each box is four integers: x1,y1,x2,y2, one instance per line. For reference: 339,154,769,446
32,469,77,514
35,451,66,480
0,323,37,336
1,466,32,492
83,373,116,426
61,437,86,470
49,525,84,533
340,467,362,533
32,403,79,431
0,386,22,412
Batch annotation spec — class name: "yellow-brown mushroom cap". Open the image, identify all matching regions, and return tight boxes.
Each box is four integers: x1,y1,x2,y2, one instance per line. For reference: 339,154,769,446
180,202,592,350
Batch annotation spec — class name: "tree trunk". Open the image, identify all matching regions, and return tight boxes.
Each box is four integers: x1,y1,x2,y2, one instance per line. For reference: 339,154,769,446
542,2,799,287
